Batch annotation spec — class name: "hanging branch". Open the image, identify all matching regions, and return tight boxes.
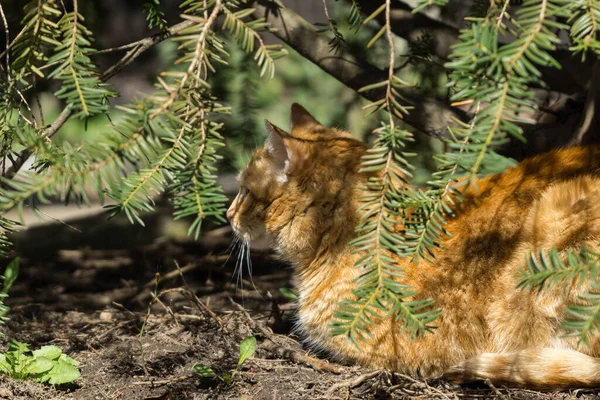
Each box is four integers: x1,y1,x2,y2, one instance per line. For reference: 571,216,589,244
330,0,441,345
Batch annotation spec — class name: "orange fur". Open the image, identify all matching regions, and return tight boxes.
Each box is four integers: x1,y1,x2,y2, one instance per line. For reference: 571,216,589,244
227,104,600,389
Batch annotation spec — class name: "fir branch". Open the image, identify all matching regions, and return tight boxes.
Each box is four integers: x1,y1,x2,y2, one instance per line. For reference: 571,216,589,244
332,0,440,344
518,247,600,291
566,0,600,60
143,0,168,31
107,0,227,225
0,217,17,259
445,0,568,187
412,0,449,14
563,285,600,347
316,0,345,53
347,0,363,32
0,2,10,74
2,20,196,180
9,0,62,79
221,5,286,78
48,1,115,118
518,246,600,347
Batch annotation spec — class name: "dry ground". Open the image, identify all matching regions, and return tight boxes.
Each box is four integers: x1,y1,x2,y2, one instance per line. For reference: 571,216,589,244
1,214,600,400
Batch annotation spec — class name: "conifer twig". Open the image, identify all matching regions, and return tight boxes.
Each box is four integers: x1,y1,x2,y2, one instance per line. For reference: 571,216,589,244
2,19,194,179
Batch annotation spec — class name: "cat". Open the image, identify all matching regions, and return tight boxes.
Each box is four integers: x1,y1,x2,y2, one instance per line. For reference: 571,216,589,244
226,103,600,389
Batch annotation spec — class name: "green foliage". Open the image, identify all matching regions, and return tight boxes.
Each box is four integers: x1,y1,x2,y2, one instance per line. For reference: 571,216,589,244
143,0,168,31
193,336,256,385
331,123,442,345
566,0,600,60
11,0,62,79
346,0,363,32
0,0,286,247
279,287,298,300
518,247,600,347
331,0,441,345
0,218,17,260
329,0,596,346
412,0,449,14
0,257,19,335
0,340,80,385
48,11,116,118
221,7,287,78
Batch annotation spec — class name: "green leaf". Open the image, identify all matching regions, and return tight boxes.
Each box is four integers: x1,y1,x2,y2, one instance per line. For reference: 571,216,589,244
32,345,62,361
3,257,19,292
279,287,298,300
38,358,81,384
0,354,10,373
237,336,256,369
59,353,80,367
23,357,54,375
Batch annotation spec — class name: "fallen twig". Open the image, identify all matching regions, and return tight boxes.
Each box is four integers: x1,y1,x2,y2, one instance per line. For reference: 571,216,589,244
176,261,223,329
324,370,384,398
484,379,509,400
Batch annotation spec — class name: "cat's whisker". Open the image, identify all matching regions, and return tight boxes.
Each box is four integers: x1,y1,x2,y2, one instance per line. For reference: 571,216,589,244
231,237,244,291
223,236,240,267
244,241,264,300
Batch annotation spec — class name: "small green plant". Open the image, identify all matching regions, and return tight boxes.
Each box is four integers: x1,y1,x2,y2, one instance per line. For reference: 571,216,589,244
0,340,80,385
193,336,256,385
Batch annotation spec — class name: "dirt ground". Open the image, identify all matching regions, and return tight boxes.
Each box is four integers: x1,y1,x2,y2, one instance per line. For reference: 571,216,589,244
2,213,600,400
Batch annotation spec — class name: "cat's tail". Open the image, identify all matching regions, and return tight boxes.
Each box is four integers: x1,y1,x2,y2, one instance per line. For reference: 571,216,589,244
443,348,600,389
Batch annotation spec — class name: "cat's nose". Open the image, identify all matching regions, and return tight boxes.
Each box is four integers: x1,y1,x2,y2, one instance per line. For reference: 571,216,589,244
226,208,234,221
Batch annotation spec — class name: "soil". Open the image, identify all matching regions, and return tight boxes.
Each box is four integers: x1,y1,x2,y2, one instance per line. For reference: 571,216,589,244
2,213,600,400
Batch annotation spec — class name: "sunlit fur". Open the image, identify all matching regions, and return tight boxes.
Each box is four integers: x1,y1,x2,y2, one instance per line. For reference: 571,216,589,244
227,103,600,389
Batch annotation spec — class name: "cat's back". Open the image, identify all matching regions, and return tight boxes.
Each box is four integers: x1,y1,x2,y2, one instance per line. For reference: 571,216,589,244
394,146,600,370
441,146,600,268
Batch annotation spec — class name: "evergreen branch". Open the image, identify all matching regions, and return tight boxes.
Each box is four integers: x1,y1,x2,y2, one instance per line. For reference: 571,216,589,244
48,3,116,118
469,81,509,182
518,247,600,291
0,217,18,259
67,4,86,113
0,2,10,74
120,124,186,213
108,0,227,225
332,0,439,344
505,0,549,73
567,0,600,60
2,20,196,180
563,286,600,347
316,0,345,52
101,20,195,81
347,0,363,32
3,104,73,180
221,6,286,78
412,0,449,14
496,0,512,27
9,0,61,79
143,0,168,31
519,246,600,348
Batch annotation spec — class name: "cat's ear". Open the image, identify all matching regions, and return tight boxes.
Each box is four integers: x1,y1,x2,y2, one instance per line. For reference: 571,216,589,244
265,120,306,177
291,103,322,132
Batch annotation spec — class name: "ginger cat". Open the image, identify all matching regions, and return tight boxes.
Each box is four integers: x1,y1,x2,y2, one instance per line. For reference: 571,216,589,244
226,103,600,389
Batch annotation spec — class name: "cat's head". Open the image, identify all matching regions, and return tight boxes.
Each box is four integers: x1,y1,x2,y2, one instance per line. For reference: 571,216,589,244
226,104,367,256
